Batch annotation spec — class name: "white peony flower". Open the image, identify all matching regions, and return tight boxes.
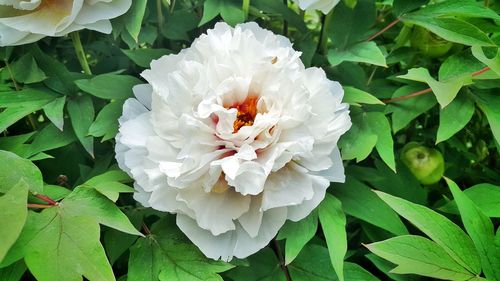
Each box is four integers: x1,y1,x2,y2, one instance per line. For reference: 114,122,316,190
115,22,351,261
0,0,131,46
293,0,340,14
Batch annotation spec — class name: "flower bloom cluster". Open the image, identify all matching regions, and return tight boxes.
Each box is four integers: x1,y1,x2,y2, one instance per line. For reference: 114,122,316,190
0,0,131,46
292,0,340,14
116,22,351,261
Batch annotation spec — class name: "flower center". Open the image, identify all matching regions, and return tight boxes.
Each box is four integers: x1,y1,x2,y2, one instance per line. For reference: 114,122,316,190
231,96,258,133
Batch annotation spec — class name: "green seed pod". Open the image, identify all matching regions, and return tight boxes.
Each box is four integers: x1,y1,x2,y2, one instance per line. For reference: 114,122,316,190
401,142,445,185
410,26,454,58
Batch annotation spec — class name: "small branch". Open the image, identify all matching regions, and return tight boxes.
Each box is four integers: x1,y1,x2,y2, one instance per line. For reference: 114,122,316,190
5,60,20,91
35,194,58,205
70,32,92,75
272,239,292,281
242,0,250,20
318,10,333,55
142,222,152,235
366,18,400,41
28,203,53,209
156,0,165,44
283,0,288,36
384,67,491,104
384,88,432,104
472,66,490,77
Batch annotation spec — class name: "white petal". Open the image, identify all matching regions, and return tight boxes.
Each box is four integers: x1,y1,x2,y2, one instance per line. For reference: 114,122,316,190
178,187,251,236
177,214,237,261
286,175,330,221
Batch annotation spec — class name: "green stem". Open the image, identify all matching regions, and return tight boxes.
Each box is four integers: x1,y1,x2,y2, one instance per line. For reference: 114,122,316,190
242,0,250,19
5,59,37,130
319,10,333,55
70,32,92,75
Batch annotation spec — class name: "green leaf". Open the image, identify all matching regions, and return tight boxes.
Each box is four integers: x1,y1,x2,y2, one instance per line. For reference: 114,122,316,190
339,111,395,171
366,253,414,281
199,0,244,26
122,48,171,68
277,211,318,265
42,96,66,131
104,228,138,265
473,92,500,145
329,0,376,48
439,51,488,81
67,95,94,157
75,74,142,100
0,180,28,263
0,260,26,281
366,235,476,280
27,123,76,157
374,191,481,274
386,85,437,132
89,100,124,141
472,46,500,76
0,89,58,107
441,183,500,218
319,194,347,281
343,87,384,105
343,262,381,281
289,244,380,281
332,178,408,236
392,0,428,16
61,187,141,236
0,150,43,194
404,0,500,20
11,54,46,84
328,41,387,67
252,0,308,33
22,208,115,281
128,218,233,281
225,248,285,281
446,178,500,280
436,93,475,143
124,0,147,42
402,16,494,46
398,67,472,108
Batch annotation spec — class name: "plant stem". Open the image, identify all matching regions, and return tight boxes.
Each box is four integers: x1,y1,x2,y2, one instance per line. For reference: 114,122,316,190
272,239,292,281
366,18,400,41
5,59,38,130
318,10,333,55
242,0,250,20
283,0,288,36
35,194,58,205
28,203,53,209
384,67,491,104
5,60,19,91
142,222,152,235
157,0,165,33
70,32,92,75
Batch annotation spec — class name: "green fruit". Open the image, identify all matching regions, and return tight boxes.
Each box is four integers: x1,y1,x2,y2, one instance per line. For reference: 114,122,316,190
410,26,454,58
401,142,445,185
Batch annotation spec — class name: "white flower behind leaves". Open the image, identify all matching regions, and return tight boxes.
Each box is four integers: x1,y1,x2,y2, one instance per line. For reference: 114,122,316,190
115,22,351,261
0,0,131,46
293,0,340,14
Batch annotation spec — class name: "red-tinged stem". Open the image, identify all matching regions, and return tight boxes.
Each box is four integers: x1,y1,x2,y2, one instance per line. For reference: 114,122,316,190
142,222,152,235
384,67,491,104
28,203,53,209
35,194,58,205
384,88,433,104
367,18,401,41
472,66,491,77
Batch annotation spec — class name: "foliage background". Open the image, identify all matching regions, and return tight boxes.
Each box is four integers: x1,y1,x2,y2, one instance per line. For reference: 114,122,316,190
0,0,499,280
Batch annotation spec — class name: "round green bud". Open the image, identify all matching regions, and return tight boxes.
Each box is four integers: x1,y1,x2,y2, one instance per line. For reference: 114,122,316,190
410,26,453,58
401,142,445,185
